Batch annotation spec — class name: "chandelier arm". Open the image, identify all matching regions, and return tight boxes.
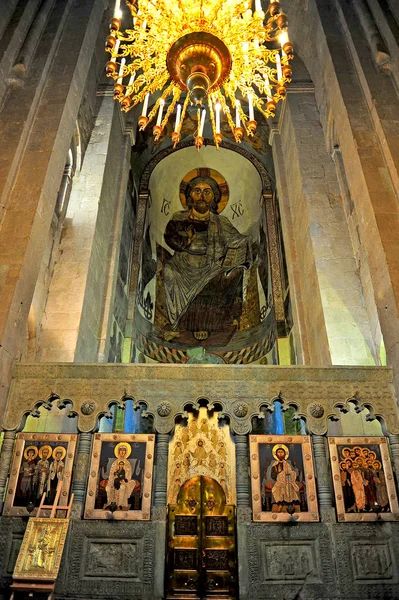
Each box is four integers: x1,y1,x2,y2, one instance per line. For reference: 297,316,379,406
218,90,236,137
224,87,250,137
176,93,191,138
207,95,219,149
147,82,175,125
160,87,181,132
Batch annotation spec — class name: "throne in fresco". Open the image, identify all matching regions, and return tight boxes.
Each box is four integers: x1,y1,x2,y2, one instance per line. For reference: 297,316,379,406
154,244,260,347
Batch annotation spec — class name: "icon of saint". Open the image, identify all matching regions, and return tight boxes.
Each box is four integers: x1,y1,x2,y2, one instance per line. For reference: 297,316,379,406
31,525,53,569
190,439,208,467
269,444,300,510
373,460,389,510
33,445,52,501
340,460,356,511
350,462,366,511
47,446,66,503
18,446,38,503
105,443,140,510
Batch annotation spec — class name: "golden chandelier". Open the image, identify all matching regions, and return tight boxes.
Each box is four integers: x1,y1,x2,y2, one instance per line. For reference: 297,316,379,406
106,0,293,149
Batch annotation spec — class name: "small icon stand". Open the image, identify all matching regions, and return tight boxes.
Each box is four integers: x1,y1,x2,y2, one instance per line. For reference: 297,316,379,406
10,482,74,600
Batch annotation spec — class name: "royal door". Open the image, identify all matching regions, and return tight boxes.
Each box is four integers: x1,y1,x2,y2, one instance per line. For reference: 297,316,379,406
166,476,237,599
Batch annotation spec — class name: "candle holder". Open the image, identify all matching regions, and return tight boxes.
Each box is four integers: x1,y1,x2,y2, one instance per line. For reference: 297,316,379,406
110,17,121,31
113,83,124,97
172,131,181,147
105,35,117,50
282,65,292,80
276,84,286,97
276,14,288,29
266,99,276,114
106,61,117,76
195,135,204,151
247,120,257,135
153,125,162,141
282,41,294,59
138,115,149,130
234,126,244,143
269,1,281,15
121,96,132,110
215,132,222,146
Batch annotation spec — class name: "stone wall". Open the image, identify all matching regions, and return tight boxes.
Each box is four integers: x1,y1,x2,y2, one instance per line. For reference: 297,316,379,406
273,88,377,367
282,0,399,396
0,0,109,417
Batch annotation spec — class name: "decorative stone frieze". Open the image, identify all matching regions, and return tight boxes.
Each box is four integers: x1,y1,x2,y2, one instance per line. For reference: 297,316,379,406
2,364,398,437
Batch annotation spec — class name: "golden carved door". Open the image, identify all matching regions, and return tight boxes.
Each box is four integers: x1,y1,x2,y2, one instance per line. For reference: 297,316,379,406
166,476,237,599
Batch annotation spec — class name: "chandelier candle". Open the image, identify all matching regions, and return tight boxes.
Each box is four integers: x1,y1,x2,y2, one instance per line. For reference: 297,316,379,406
106,0,293,149
174,104,182,132
275,53,283,82
215,103,221,134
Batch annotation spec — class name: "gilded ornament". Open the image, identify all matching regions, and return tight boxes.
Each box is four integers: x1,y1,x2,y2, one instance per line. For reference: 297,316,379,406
157,402,172,417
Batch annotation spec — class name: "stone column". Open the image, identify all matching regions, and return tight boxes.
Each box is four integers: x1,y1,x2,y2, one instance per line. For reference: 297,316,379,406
154,433,169,507
353,0,391,69
71,432,92,519
312,434,335,521
389,435,399,484
235,434,250,508
0,430,17,512
12,0,57,76
235,434,250,600
153,432,169,600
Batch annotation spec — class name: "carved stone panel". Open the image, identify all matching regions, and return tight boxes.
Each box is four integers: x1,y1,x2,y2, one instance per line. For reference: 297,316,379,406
83,539,140,578
55,520,156,599
350,541,396,582
333,522,399,599
246,524,336,600
260,541,320,583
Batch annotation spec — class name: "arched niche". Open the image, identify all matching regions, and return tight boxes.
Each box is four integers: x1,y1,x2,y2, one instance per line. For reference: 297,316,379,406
132,144,280,365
